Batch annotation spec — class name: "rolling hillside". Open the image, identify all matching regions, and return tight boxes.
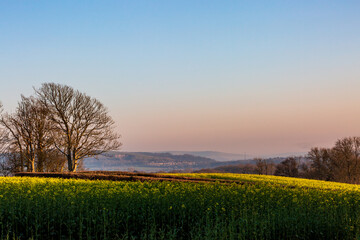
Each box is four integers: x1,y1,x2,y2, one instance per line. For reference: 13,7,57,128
83,151,287,172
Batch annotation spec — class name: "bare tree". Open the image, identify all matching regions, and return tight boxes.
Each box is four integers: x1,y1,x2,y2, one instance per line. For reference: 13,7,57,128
0,96,61,173
305,137,360,184
255,158,275,175
331,137,360,184
0,152,23,175
0,102,10,175
307,147,333,181
42,150,67,172
274,157,300,177
26,97,58,172
1,105,34,172
35,83,121,172
0,102,5,152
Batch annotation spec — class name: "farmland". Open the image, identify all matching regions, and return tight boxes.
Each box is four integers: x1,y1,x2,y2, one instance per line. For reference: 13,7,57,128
0,174,360,239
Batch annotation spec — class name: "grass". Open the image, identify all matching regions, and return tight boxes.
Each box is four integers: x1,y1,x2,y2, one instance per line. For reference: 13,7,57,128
0,174,360,239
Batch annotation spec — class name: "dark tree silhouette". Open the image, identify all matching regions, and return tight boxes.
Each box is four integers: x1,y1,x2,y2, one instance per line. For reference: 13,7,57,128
274,157,299,177
307,147,333,181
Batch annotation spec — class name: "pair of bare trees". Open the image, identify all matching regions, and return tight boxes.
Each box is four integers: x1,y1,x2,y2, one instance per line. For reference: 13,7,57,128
307,137,360,184
0,83,121,173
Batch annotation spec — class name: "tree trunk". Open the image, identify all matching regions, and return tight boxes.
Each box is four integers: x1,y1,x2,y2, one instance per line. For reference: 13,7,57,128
37,151,44,172
67,154,73,172
20,155,24,172
73,160,78,172
31,161,35,172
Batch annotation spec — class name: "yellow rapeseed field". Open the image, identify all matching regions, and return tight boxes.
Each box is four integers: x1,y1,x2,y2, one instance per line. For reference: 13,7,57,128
0,174,359,239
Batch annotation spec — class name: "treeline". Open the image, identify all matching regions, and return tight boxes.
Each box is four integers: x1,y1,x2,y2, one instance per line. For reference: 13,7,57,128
0,83,121,174
195,136,360,184
263,136,360,184
304,136,360,184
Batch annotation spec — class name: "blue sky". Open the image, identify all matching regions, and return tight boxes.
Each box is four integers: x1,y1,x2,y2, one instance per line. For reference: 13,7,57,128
1,1,360,155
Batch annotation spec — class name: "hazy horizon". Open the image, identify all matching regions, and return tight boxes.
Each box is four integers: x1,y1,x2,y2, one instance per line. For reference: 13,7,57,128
1,1,360,156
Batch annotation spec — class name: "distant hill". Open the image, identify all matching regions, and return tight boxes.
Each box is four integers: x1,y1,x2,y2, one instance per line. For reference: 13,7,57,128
194,164,257,174
83,151,290,172
84,152,218,172
193,157,288,174
162,151,251,162
213,157,286,166
262,152,308,158
162,150,307,161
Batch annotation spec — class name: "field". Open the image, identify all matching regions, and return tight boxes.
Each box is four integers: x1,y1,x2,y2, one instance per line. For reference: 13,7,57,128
1,173,360,239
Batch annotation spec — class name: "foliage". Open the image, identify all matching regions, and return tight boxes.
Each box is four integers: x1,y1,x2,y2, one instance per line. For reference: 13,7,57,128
1,174,360,239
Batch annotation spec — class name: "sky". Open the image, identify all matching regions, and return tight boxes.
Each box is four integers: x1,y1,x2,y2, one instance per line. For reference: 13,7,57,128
1,1,360,156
